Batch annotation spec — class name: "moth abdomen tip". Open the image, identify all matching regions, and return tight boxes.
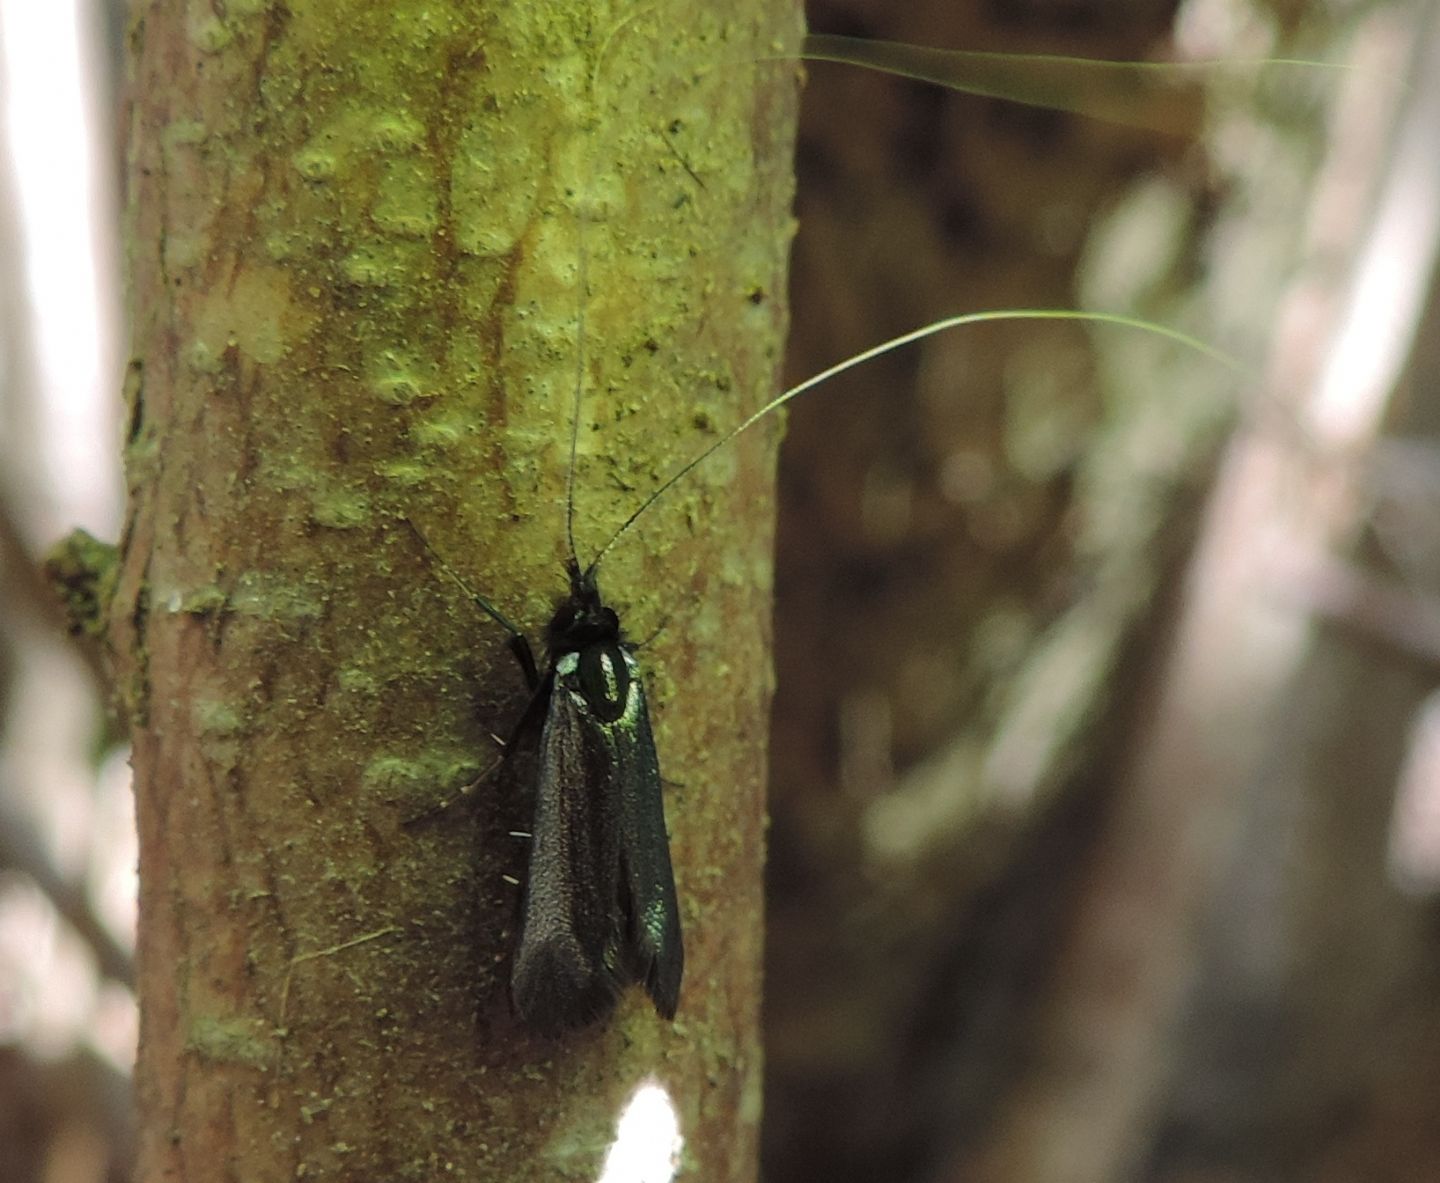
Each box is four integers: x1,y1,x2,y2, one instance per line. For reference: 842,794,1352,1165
511,941,624,1033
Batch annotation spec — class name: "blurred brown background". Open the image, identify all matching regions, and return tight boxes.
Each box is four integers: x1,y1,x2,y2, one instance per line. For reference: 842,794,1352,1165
769,1,1440,1181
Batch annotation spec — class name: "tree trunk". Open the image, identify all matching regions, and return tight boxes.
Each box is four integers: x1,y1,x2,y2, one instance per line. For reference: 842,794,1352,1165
114,3,800,1179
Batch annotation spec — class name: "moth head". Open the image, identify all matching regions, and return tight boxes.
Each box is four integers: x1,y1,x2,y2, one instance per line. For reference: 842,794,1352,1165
547,559,621,656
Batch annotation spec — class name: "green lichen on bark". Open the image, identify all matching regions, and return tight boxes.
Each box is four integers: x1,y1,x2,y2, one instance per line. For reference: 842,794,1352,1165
43,528,119,641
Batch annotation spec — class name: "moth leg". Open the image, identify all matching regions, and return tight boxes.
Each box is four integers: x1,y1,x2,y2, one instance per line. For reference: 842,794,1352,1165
401,753,506,827
630,613,671,651
404,672,551,828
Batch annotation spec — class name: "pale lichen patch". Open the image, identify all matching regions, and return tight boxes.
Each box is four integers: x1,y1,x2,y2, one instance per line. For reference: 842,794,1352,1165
312,492,371,530
341,245,408,287
162,232,205,274
361,752,481,810
294,147,340,182
187,1015,271,1068
372,161,440,239
188,14,233,55
410,415,469,451
370,113,426,152
379,460,434,487
172,585,229,616
162,118,209,149
186,339,223,376
190,267,310,369
230,573,325,622
336,665,381,698
194,699,245,771
452,118,542,257
372,373,426,405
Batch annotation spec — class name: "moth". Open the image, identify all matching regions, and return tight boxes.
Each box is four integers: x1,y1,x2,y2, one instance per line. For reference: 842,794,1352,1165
409,517,681,1032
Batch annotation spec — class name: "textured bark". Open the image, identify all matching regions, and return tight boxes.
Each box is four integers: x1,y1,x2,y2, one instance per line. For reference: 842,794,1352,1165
114,3,799,1179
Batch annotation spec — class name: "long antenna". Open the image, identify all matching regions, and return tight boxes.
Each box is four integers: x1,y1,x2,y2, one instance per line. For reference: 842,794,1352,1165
584,308,1243,575
402,518,525,639
402,517,540,689
564,208,589,569
564,8,628,572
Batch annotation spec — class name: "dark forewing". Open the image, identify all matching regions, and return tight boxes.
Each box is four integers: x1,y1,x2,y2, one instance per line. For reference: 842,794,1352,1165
613,652,683,1018
508,648,683,1031
509,670,625,1032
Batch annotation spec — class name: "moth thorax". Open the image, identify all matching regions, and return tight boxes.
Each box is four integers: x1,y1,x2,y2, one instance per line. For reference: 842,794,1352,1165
558,641,632,723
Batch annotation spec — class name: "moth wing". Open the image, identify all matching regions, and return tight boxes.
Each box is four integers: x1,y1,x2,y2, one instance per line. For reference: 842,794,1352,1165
509,671,627,1032
614,652,684,1019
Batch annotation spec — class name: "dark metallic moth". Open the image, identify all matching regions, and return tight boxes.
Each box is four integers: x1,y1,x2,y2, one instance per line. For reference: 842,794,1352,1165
509,559,683,1030
406,524,683,1034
